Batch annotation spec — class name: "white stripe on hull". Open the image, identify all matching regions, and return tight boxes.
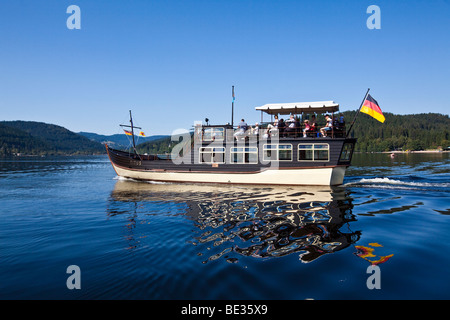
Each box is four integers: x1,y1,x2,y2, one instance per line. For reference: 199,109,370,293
112,164,347,186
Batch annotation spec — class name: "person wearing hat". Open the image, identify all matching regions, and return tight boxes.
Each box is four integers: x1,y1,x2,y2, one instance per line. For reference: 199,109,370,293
320,115,333,137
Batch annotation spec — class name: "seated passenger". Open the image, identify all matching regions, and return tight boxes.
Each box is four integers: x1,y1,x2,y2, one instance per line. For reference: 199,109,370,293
267,123,278,137
304,115,317,137
295,117,301,134
278,118,285,136
273,115,279,128
303,120,310,137
320,115,333,137
309,115,317,132
285,115,297,136
234,119,248,140
251,123,260,136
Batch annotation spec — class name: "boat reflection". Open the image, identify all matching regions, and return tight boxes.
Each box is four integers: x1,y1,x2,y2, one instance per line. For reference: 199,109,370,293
108,180,360,263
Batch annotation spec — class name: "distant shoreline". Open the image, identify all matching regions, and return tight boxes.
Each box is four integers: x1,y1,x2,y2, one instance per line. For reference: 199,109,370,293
354,150,449,154
2,152,106,158
378,150,449,154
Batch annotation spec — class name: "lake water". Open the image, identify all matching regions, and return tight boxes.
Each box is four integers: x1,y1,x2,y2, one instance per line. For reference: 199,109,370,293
0,152,449,300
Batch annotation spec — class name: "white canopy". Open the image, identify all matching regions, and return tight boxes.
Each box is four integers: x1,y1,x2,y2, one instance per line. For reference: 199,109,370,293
255,101,339,115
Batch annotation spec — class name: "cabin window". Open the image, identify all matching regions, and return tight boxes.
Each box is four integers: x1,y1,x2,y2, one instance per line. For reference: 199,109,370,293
231,147,258,164
298,144,329,161
298,144,313,161
340,143,353,162
203,127,224,141
263,144,292,161
199,147,225,163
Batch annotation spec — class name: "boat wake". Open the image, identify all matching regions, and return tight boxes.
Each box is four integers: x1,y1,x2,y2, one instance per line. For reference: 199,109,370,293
344,176,450,192
113,176,170,184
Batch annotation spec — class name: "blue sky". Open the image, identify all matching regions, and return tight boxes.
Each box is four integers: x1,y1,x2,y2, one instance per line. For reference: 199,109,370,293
1,0,449,135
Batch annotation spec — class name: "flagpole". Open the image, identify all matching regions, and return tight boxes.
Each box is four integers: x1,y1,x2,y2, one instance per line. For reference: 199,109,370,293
346,88,370,138
231,85,235,127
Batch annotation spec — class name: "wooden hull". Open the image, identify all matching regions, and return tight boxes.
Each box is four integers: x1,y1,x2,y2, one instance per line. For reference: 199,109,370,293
110,161,347,186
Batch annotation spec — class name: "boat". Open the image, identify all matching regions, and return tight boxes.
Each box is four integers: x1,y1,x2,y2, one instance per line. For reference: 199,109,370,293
106,101,357,186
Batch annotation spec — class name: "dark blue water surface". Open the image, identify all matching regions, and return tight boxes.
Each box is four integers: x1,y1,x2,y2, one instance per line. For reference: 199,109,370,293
0,152,449,300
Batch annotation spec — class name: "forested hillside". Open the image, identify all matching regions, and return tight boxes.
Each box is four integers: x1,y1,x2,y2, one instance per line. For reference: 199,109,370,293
79,131,168,149
0,123,51,156
135,136,174,155
343,112,450,152
0,121,105,156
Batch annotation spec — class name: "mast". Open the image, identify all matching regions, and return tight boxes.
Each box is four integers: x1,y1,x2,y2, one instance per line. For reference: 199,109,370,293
120,110,142,156
129,110,136,151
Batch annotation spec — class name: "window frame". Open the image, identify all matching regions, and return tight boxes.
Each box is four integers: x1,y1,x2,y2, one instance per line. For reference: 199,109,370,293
199,147,226,164
298,143,330,162
202,127,225,142
230,147,258,164
263,144,293,162
339,143,354,162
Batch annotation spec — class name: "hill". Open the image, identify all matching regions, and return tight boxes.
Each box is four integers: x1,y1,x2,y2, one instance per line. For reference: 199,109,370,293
78,131,168,149
135,136,174,155
344,112,450,152
0,123,51,156
0,121,105,156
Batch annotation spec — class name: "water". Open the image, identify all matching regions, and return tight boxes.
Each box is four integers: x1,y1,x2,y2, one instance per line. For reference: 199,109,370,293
0,153,449,300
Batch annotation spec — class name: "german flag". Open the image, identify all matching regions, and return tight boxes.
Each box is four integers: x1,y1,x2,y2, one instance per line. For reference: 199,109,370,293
361,94,385,123
123,129,133,136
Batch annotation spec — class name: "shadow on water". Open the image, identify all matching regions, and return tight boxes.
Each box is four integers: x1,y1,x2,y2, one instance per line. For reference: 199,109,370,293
107,180,361,264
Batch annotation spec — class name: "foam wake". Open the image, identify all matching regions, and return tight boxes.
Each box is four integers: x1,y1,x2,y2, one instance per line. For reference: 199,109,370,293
344,177,450,190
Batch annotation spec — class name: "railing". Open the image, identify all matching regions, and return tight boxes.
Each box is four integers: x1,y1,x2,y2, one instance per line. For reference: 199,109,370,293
228,121,347,140
195,119,347,142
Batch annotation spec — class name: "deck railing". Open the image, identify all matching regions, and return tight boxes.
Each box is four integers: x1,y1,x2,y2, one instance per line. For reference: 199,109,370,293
197,121,347,142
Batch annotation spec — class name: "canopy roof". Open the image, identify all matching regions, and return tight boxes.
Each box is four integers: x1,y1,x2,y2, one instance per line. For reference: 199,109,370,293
255,101,339,115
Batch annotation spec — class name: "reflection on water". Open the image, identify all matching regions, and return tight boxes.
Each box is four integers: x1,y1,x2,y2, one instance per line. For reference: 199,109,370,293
108,180,361,264
354,243,394,266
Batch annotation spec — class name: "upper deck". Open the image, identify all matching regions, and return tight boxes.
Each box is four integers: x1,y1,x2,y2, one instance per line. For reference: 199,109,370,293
185,100,355,167
196,100,347,142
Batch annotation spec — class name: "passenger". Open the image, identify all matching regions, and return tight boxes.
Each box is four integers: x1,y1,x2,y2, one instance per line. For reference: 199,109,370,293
285,114,295,125
252,123,259,136
273,115,279,128
338,113,345,130
295,116,301,133
278,118,285,136
234,118,248,140
303,119,310,137
285,115,296,136
320,115,333,137
264,124,273,138
268,118,279,137
310,115,317,132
